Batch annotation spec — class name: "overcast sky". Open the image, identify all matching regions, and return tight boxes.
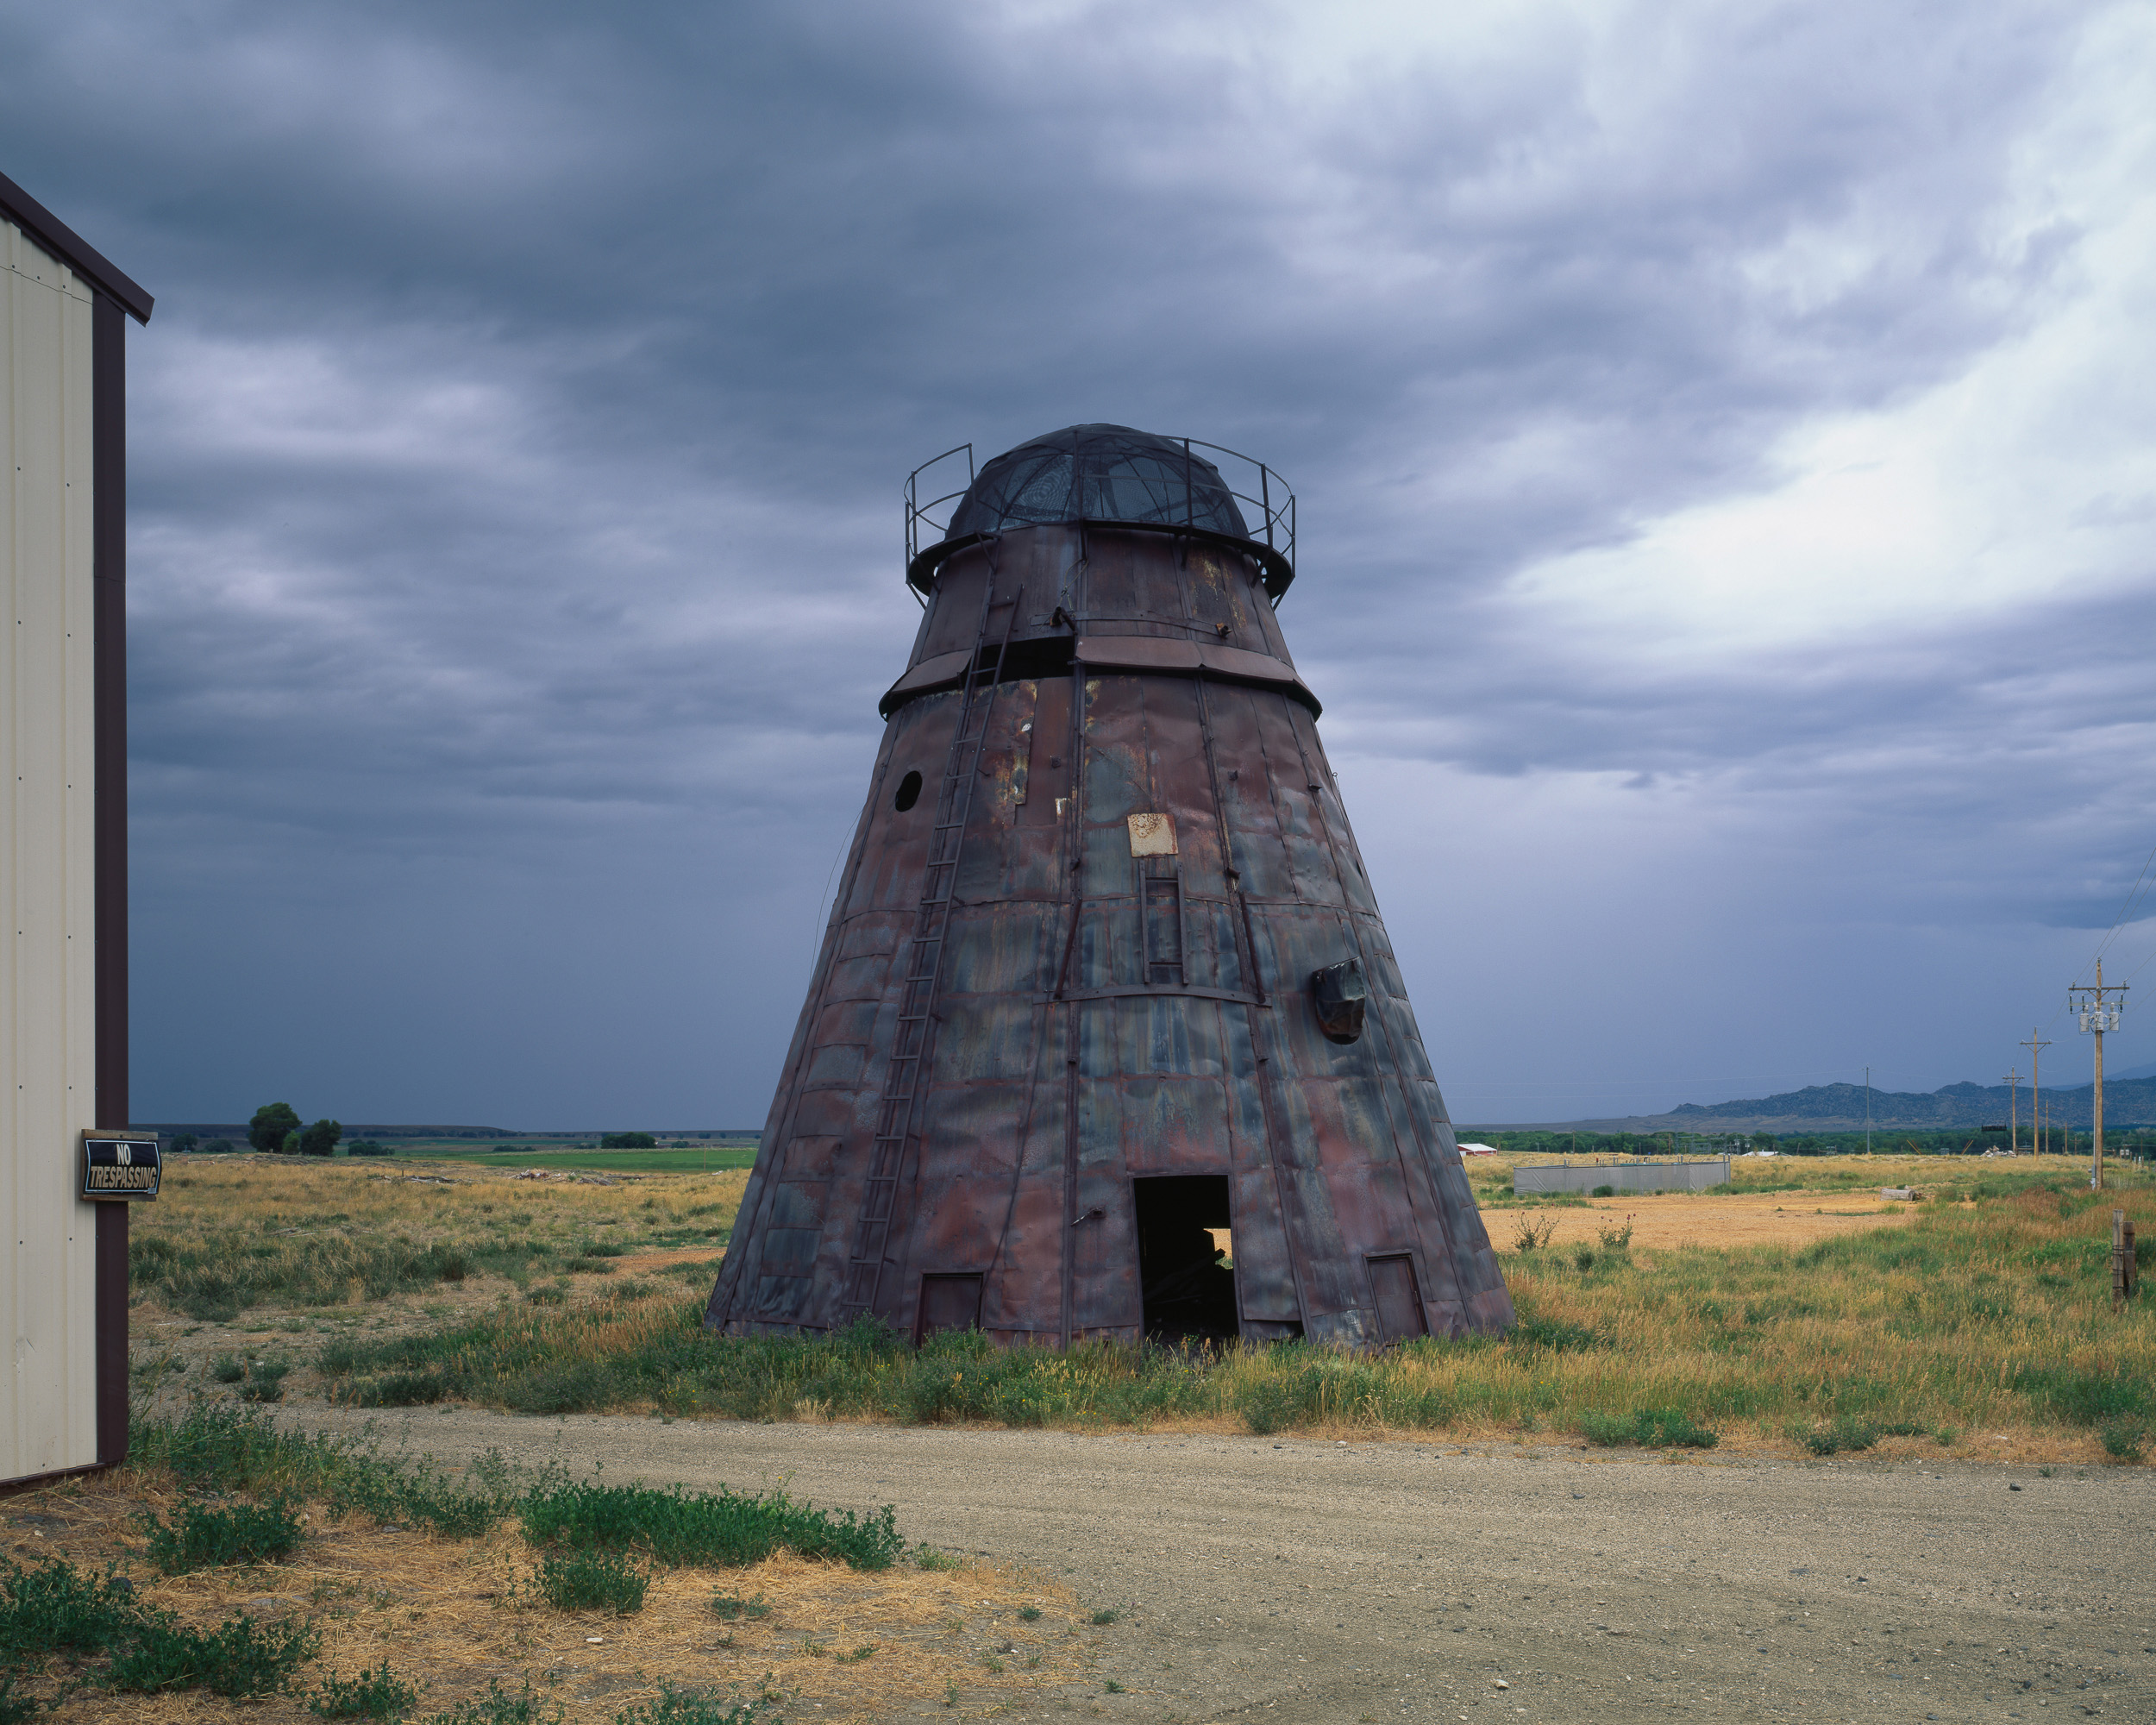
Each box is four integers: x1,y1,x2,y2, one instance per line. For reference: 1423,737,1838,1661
6,0,2153,1127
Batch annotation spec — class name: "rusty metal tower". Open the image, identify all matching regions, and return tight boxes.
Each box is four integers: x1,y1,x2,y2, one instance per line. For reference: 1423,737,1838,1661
705,425,1514,1349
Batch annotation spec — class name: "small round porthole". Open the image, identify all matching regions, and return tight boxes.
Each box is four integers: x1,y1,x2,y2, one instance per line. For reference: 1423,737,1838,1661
893,769,924,812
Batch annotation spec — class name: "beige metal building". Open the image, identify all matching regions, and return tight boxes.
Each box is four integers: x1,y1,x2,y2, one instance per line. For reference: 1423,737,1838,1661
2,170,151,1487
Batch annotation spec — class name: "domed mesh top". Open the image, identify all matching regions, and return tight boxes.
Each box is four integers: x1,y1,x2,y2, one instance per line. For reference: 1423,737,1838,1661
948,424,1251,542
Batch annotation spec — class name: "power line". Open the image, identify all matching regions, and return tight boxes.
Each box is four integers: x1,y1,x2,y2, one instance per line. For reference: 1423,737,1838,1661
2082,833,2156,982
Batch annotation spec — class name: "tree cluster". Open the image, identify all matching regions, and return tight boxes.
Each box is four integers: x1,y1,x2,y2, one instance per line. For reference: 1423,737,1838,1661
248,1103,343,1157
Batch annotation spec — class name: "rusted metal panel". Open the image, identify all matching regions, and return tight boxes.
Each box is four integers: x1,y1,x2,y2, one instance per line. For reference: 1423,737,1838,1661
708,433,1513,1350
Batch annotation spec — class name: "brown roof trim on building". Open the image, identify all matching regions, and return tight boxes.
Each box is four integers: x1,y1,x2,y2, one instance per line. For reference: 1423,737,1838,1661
0,169,153,323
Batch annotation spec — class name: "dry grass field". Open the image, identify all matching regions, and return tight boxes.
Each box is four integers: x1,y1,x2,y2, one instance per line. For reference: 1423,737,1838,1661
1506,1189,1915,1251
121,1151,2154,1464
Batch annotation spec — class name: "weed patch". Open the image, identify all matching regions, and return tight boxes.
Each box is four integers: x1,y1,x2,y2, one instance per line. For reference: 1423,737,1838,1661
0,1557,143,1665
130,1401,505,1539
423,1678,562,1725
520,1478,904,1571
534,1550,649,1615
141,1493,305,1573
710,1593,771,1622
2098,1420,2147,1461
312,1659,422,1719
614,1680,774,1725
105,1607,321,1697
1580,1408,1718,1449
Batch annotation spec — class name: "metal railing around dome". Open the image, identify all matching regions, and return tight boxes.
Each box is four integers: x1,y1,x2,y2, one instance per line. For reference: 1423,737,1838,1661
905,436,1296,604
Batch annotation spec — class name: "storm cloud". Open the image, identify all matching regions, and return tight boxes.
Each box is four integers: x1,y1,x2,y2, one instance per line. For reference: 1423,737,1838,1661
3,0,2150,1124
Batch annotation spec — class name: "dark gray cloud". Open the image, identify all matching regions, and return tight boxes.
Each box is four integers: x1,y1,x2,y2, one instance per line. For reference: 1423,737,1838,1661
3,0,2146,1124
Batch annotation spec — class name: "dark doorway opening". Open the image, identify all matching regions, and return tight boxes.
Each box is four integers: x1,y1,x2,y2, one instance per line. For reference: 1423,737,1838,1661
915,1273,982,1344
1367,1254,1427,1343
1133,1176,1238,1344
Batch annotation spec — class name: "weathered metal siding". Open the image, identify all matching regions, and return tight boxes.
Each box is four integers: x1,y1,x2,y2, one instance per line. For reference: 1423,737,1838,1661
708,522,1513,1348
1,216,101,1477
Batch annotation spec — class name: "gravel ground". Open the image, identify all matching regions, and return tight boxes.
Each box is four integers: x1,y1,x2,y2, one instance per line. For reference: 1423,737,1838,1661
292,1406,2153,1724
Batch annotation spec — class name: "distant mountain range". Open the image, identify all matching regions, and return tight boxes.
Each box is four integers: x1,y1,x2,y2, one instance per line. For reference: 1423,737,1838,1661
1481,1074,2156,1134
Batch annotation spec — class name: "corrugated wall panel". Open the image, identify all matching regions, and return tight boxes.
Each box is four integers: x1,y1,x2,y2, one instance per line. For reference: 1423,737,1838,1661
2,216,100,1481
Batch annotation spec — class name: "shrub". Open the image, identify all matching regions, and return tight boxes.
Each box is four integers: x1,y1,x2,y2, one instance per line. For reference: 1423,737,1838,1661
312,1660,421,1719
1509,1215,1557,1254
1592,1184,1615,1198
141,1495,306,1573
2098,1420,2147,1461
0,1557,143,1665
1581,1408,1718,1449
1798,1414,1921,1454
535,1551,649,1615
106,1611,320,1697
600,1133,657,1150
1595,1220,1634,1252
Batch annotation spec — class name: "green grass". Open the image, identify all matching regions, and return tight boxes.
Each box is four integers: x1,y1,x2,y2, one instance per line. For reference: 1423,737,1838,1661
129,1400,508,1539
1580,1408,1719,1448
519,1478,904,1571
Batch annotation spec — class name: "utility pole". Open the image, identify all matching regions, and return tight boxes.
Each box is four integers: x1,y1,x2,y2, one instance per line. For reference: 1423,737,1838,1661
2071,958,2129,1191
1865,1065,1872,1155
2021,1028,2051,1155
2003,1069,2022,1154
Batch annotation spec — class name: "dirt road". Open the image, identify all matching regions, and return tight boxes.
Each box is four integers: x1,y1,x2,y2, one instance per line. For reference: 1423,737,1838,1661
296,1406,2152,1723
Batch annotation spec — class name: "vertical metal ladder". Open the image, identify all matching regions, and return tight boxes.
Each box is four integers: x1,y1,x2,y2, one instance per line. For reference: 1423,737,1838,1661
843,576,1023,1317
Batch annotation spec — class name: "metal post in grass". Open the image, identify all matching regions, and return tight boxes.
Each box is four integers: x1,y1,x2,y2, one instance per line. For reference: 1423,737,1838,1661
2115,1209,2136,1312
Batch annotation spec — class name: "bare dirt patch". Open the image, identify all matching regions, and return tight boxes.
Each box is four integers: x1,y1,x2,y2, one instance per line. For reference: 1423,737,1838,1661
1533,1189,1918,1250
